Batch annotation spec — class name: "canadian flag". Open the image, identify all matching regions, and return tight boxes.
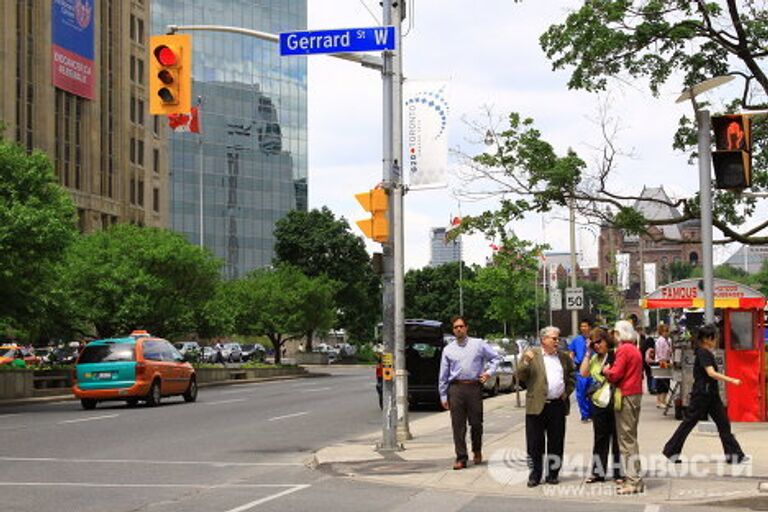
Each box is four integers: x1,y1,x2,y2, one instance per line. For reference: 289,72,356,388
167,107,200,133
446,216,461,232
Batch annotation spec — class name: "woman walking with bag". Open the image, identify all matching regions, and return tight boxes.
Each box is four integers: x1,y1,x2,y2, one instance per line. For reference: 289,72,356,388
663,323,747,464
580,328,624,484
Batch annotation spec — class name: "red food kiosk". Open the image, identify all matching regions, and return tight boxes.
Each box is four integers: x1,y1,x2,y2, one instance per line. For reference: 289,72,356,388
640,278,766,422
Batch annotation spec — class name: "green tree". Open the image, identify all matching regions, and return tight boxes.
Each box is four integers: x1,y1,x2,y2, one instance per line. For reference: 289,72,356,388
57,224,222,338
466,238,540,337
404,262,484,331
751,259,768,295
538,1,768,244
0,140,77,333
273,207,380,346
230,265,336,364
668,261,695,282
579,280,620,326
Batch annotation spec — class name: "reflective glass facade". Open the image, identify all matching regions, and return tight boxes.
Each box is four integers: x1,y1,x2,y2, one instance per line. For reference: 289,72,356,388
152,0,307,278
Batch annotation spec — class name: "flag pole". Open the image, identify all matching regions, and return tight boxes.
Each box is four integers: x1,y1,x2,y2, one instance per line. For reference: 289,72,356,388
457,203,463,316
197,96,204,248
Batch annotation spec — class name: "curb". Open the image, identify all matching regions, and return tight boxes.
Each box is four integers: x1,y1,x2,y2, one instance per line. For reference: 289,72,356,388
0,371,329,407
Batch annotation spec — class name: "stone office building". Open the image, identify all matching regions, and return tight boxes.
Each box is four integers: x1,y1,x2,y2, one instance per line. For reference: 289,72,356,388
0,0,169,231
597,186,702,320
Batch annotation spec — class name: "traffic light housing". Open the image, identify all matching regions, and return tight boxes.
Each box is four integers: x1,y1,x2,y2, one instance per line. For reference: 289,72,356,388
149,34,192,115
355,188,389,243
711,114,752,190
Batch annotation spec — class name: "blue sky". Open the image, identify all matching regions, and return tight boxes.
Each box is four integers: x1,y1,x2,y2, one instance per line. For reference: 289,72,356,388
306,0,747,270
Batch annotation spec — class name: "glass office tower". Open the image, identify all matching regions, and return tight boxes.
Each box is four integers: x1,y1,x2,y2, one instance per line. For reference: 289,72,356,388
152,0,307,278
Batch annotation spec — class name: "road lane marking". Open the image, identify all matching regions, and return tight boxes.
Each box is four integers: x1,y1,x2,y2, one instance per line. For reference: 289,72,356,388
267,411,309,422
225,484,311,512
0,482,310,491
218,388,257,394
203,398,248,405
299,387,331,392
57,414,119,424
0,457,303,467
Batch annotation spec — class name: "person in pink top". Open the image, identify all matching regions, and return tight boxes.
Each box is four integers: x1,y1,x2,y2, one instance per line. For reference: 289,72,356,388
602,320,644,495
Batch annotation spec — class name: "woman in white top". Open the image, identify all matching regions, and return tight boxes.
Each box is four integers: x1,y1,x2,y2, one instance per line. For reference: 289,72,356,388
654,324,671,408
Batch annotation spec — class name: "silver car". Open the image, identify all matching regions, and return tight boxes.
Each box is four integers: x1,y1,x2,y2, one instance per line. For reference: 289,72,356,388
221,342,243,362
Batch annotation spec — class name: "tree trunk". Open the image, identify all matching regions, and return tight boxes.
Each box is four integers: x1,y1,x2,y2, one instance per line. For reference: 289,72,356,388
304,329,314,353
271,334,283,364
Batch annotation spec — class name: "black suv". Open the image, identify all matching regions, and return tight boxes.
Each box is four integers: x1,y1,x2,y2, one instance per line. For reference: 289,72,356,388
376,319,446,408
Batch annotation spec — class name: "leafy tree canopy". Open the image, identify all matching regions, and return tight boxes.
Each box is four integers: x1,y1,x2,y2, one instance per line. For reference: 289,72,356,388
57,224,222,339
273,207,380,343
229,264,336,363
537,0,768,243
459,2,768,248
467,237,541,337
0,140,77,331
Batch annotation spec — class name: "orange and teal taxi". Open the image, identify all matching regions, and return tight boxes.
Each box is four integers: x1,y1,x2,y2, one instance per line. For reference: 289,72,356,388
72,330,197,410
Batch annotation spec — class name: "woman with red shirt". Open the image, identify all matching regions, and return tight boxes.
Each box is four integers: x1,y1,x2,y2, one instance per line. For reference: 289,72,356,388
603,320,645,495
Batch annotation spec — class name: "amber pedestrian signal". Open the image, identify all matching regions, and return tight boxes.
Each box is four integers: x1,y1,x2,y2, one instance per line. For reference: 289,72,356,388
149,34,192,115
355,188,389,243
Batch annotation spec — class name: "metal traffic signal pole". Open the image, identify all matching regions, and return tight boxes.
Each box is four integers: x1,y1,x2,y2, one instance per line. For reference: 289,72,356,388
378,0,407,451
697,109,716,324
389,1,410,444
164,14,408,450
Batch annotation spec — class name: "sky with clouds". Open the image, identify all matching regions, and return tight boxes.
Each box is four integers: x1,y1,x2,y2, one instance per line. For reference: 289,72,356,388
305,0,750,271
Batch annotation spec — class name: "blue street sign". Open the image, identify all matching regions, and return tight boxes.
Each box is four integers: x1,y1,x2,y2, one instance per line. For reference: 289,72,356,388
280,26,395,56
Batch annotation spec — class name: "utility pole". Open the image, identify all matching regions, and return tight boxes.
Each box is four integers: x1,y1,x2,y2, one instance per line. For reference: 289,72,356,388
697,108,715,324
388,0,410,444
569,198,578,336
378,1,405,450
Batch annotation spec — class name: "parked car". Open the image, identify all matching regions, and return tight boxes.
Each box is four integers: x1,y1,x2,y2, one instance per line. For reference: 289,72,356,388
47,346,80,365
202,346,217,363
72,330,197,410
240,343,266,362
221,342,243,362
482,344,508,396
173,341,202,362
0,345,41,366
376,319,446,408
34,347,54,363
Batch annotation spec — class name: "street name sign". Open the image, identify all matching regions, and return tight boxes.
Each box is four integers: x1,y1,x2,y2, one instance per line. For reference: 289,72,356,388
565,287,584,310
280,26,395,56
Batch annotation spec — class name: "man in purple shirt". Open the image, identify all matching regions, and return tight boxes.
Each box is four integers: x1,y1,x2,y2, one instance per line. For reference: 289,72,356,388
439,315,501,470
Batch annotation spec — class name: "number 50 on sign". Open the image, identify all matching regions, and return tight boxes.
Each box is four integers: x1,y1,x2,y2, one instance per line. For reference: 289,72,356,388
565,287,584,310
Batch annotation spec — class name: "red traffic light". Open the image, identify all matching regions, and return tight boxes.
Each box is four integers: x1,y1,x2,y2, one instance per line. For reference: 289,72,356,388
711,114,752,190
153,45,177,66
712,114,750,152
724,121,745,150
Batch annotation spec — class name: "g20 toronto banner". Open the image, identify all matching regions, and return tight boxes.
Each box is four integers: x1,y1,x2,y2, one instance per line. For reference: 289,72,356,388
405,81,449,189
52,0,95,100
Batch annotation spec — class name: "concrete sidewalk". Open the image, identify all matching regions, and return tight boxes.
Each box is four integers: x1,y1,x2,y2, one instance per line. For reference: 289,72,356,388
312,392,768,508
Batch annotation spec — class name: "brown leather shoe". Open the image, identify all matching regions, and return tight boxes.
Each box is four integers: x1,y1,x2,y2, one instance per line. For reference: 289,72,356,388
453,460,467,470
473,452,482,465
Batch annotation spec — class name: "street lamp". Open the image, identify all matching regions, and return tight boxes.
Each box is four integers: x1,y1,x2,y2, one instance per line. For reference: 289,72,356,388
676,75,735,323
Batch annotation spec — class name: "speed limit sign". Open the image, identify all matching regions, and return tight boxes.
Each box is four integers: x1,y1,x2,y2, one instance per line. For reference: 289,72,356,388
565,287,584,310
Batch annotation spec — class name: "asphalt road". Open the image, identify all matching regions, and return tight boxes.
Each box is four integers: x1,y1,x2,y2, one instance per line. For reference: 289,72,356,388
0,367,749,512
